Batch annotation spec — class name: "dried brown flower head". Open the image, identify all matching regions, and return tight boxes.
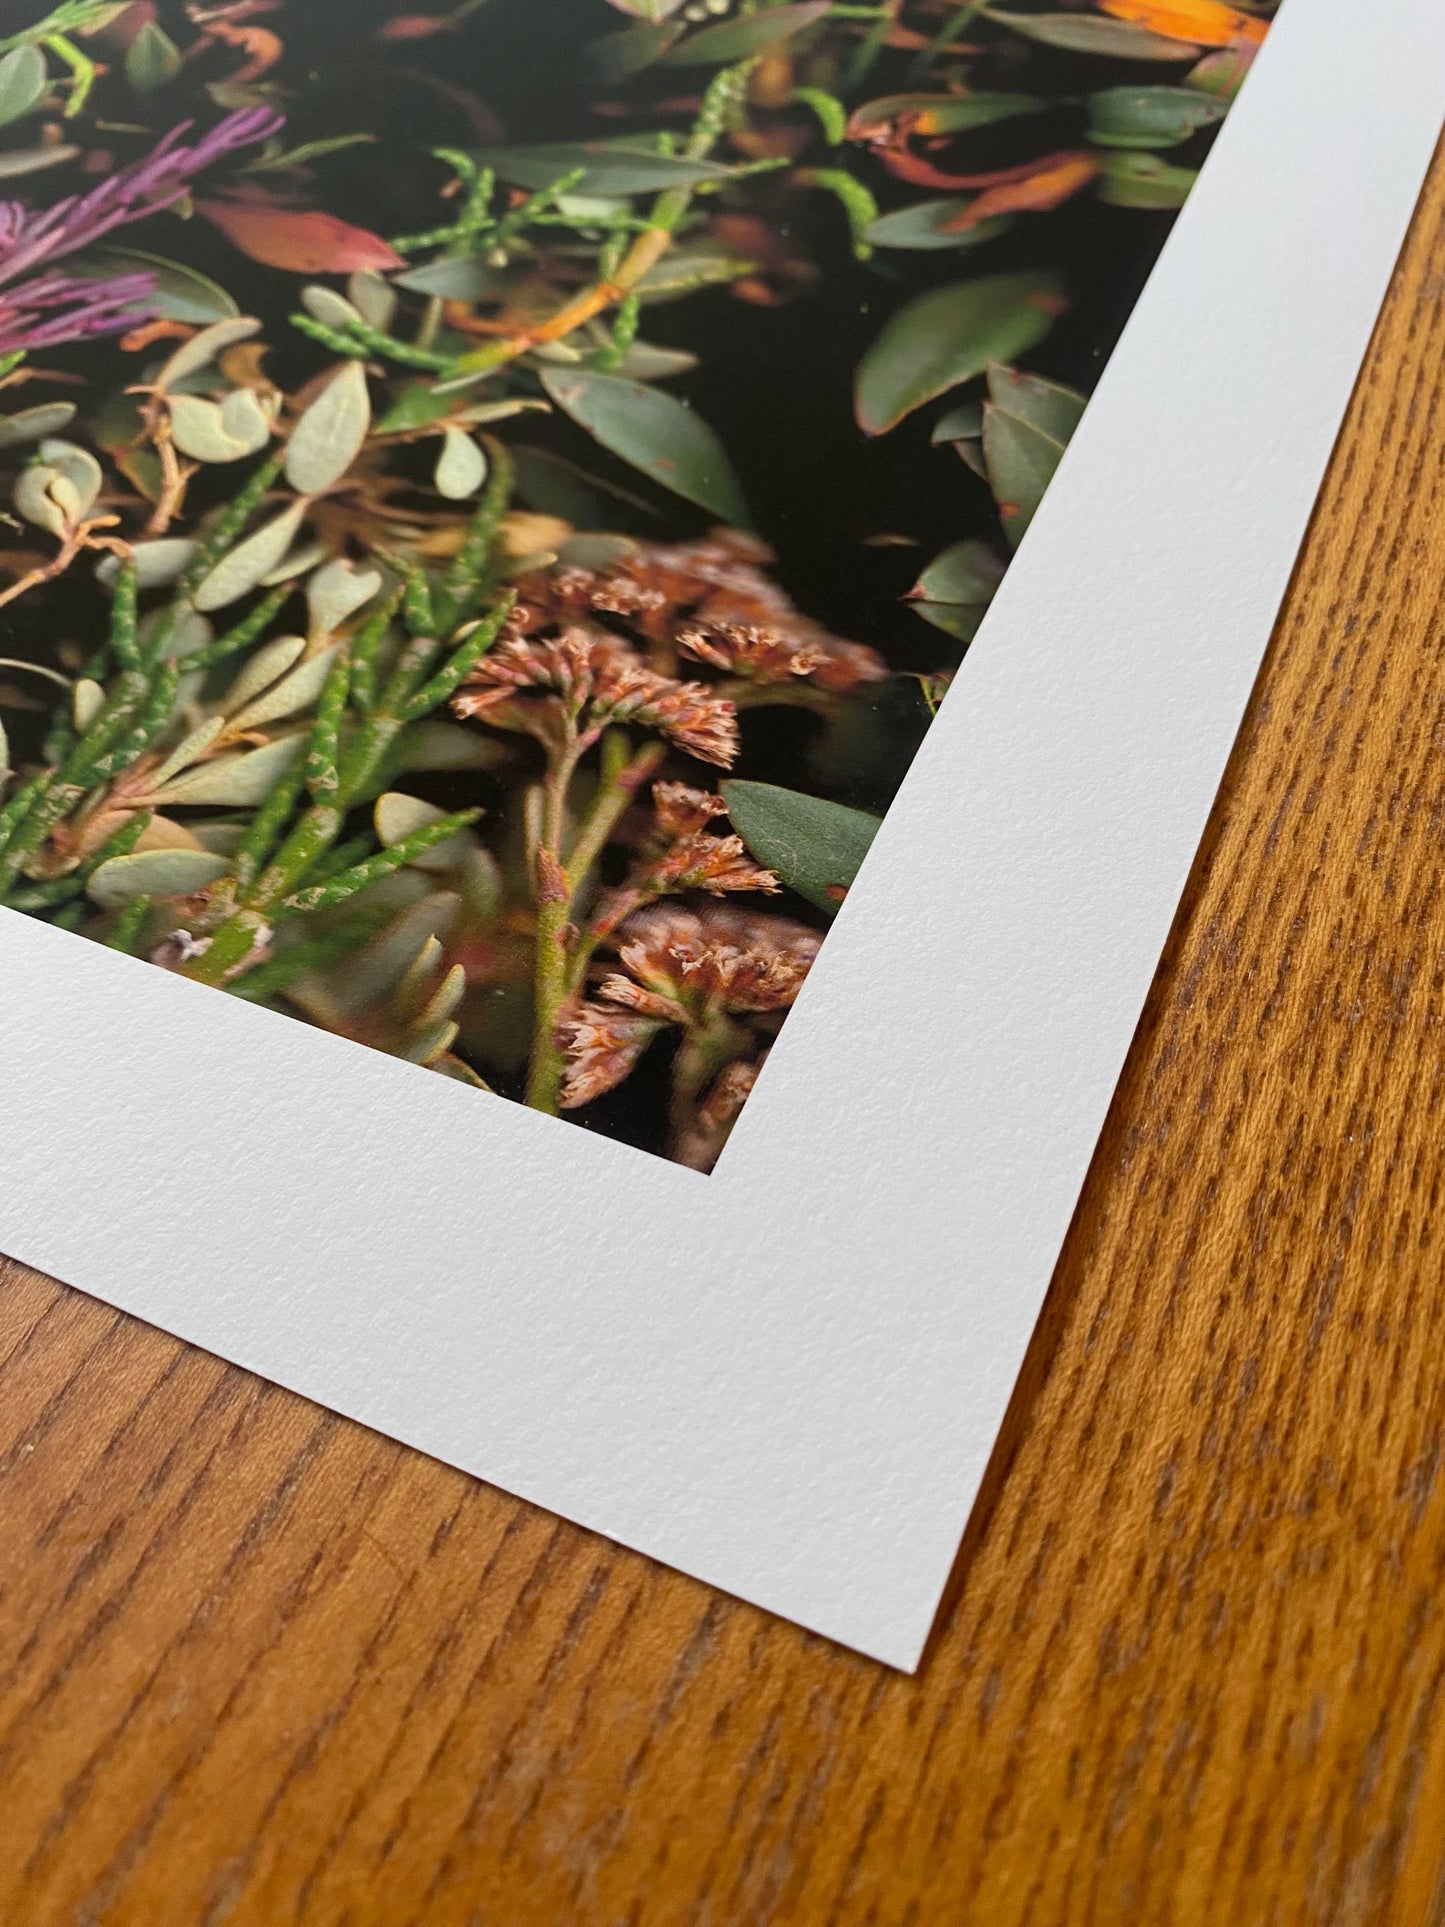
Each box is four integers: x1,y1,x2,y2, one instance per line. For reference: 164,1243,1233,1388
677,620,887,693
558,1004,664,1110
508,532,885,691
605,903,820,1016
453,626,739,767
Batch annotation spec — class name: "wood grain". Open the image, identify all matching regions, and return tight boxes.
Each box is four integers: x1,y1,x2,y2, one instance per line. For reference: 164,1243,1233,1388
5,142,1445,1927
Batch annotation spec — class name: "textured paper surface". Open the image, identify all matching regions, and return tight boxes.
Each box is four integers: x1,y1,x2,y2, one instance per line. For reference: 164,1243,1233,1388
1,0,1441,1669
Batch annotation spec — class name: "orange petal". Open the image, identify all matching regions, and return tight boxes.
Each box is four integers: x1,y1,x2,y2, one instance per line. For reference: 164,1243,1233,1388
1100,0,1268,48
197,201,405,275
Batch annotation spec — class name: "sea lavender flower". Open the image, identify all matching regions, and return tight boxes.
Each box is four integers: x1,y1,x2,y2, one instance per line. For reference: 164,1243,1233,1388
0,106,283,355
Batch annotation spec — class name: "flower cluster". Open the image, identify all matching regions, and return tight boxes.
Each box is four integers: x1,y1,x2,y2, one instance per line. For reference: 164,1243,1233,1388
452,625,740,767
561,903,821,1111
512,532,888,692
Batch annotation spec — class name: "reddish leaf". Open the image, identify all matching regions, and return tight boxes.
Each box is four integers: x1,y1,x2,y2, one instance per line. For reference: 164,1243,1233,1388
942,151,1101,230
878,144,1090,193
197,201,405,274
1100,0,1267,46
376,13,458,39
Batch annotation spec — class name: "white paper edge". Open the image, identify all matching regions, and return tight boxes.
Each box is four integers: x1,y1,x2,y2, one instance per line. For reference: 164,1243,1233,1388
0,0,1440,1671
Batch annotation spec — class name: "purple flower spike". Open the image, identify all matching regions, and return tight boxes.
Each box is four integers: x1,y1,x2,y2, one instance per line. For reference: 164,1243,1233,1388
0,106,284,356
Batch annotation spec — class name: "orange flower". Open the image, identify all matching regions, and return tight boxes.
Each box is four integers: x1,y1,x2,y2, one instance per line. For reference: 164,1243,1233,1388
1099,0,1268,47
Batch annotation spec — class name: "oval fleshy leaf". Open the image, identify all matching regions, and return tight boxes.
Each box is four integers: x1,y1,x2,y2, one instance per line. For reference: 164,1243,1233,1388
88,848,229,908
285,360,371,495
72,678,105,732
301,284,365,330
168,393,256,464
38,438,102,516
97,537,196,589
721,781,881,916
156,316,261,390
375,791,474,871
220,634,307,715
227,643,342,734
434,425,487,500
148,731,307,807
855,272,1064,436
194,500,309,611
0,45,48,130
0,402,76,447
307,558,382,639
541,367,749,524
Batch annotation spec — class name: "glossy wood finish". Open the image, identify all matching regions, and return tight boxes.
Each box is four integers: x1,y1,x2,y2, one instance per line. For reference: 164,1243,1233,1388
5,142,1445,1927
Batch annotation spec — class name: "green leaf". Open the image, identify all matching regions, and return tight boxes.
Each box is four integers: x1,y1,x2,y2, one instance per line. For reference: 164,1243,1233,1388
986,362,1086,443
906,538,1004,640
1098,152,1199,208
661,1,831,66
472,141,737,197
983,11,1198,57
1087,84,1226,148
148,732,307,807
393,255,510,301
865,200,1012,251
0,145,78,180
0,45,48,129
193,501,309,611
285,360,371,495
848,91,1045,136
376,381,458,435
434,425,487,500
78,247,240,323
88,848,229,908
540,368,749,524
0,401,75,447
721,780,880,915
982,404,1065,548
855,272,1064,436
931,399,983,445
634,239,758,302
589,20,682,81
125,19,182,90
911,537,1005,606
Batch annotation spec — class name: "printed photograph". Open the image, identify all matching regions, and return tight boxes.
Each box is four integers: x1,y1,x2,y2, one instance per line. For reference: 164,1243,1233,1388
0,0,1273,1167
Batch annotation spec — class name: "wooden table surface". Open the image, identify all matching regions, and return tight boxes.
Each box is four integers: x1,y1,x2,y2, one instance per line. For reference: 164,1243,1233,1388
5,143,1445,1927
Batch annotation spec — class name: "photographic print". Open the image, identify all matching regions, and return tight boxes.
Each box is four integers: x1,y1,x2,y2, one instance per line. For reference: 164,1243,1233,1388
0,0,1269,1170
0,0,1440,1665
